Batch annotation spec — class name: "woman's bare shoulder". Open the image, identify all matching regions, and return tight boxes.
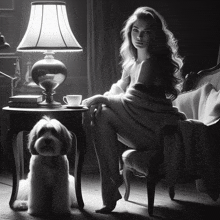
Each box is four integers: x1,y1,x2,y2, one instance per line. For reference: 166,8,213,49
139,58,159,78
138,58,160,86
141,57,158,69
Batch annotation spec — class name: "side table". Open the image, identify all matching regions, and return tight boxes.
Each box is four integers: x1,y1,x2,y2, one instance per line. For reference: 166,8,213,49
2,106,88,209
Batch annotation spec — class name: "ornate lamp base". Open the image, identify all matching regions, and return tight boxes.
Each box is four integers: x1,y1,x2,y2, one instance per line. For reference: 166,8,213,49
38,91,61,108
31,51,67,108
38,100,61,108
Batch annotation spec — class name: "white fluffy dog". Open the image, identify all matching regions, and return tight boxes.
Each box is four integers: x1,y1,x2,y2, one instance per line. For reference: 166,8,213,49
13,116,76,216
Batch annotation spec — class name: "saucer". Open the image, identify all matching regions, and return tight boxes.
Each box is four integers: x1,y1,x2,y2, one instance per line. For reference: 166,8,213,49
63,105,85,109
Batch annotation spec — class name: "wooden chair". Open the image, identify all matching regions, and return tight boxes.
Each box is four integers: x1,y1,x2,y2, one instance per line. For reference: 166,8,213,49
122,148,175,216
121,62,220,216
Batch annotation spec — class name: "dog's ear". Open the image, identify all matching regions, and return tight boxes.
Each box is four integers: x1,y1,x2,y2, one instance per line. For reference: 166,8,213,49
27,127,39,155
60,127,74,155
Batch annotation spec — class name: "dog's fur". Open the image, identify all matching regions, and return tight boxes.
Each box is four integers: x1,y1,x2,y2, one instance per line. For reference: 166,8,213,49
13,116,76,216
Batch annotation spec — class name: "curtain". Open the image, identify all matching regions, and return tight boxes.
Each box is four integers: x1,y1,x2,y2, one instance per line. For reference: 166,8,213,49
218,45,220,64
87,0,123,96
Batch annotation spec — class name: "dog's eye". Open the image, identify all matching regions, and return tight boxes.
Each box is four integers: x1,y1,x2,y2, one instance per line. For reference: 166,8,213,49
38,127,47,137
38,126,59,137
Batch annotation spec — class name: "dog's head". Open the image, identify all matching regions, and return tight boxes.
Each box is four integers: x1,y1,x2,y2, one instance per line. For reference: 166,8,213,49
28,116,74,156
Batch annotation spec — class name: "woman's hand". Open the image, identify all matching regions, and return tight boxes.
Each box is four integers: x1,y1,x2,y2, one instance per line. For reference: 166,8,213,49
82,94,108,107
82,95,108,124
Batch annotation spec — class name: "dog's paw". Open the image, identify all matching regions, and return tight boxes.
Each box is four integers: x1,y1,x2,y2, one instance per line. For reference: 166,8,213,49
17,179,29,200
69,175,77,208
12,200,28,211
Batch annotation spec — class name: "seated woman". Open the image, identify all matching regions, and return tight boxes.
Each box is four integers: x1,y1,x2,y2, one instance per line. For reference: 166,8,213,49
82,6,218,213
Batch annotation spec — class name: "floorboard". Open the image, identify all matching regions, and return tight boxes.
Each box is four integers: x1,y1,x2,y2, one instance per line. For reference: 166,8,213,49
0,171,219,220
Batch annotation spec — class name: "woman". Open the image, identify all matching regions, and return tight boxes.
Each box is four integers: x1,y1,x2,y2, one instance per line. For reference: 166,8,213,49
82,6,186,213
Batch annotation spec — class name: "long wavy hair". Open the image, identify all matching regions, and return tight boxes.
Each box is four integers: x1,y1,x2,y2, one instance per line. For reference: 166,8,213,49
120,6,184,100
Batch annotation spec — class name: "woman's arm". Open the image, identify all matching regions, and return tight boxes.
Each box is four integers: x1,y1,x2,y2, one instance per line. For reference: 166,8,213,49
104,69,130,96
82,69,130,120
82,94,112,123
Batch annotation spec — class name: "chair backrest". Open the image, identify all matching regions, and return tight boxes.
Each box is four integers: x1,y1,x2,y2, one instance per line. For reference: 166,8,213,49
173,63,220,124
183,63,220,92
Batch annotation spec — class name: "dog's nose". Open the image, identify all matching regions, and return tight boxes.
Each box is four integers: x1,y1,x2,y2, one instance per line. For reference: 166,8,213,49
44,139,52,145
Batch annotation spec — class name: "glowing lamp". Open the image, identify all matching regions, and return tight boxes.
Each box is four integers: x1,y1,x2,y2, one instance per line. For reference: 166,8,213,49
17,1,82,108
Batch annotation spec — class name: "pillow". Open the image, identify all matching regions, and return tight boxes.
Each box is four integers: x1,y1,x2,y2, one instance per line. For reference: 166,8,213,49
202,86,220,125
197,69,220,91
173,83,213,121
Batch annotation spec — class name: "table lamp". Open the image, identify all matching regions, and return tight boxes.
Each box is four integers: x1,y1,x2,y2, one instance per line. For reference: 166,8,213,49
17,1,82,108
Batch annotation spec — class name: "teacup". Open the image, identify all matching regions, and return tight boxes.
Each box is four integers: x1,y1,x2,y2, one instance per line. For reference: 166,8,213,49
63,95,82,106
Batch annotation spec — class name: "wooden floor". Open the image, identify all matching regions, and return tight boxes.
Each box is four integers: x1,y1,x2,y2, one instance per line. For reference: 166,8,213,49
0,170,220,220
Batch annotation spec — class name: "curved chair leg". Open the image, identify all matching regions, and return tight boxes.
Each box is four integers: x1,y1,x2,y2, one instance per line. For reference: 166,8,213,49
146,177,156,216
169,186,175,200
123,166,131,201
